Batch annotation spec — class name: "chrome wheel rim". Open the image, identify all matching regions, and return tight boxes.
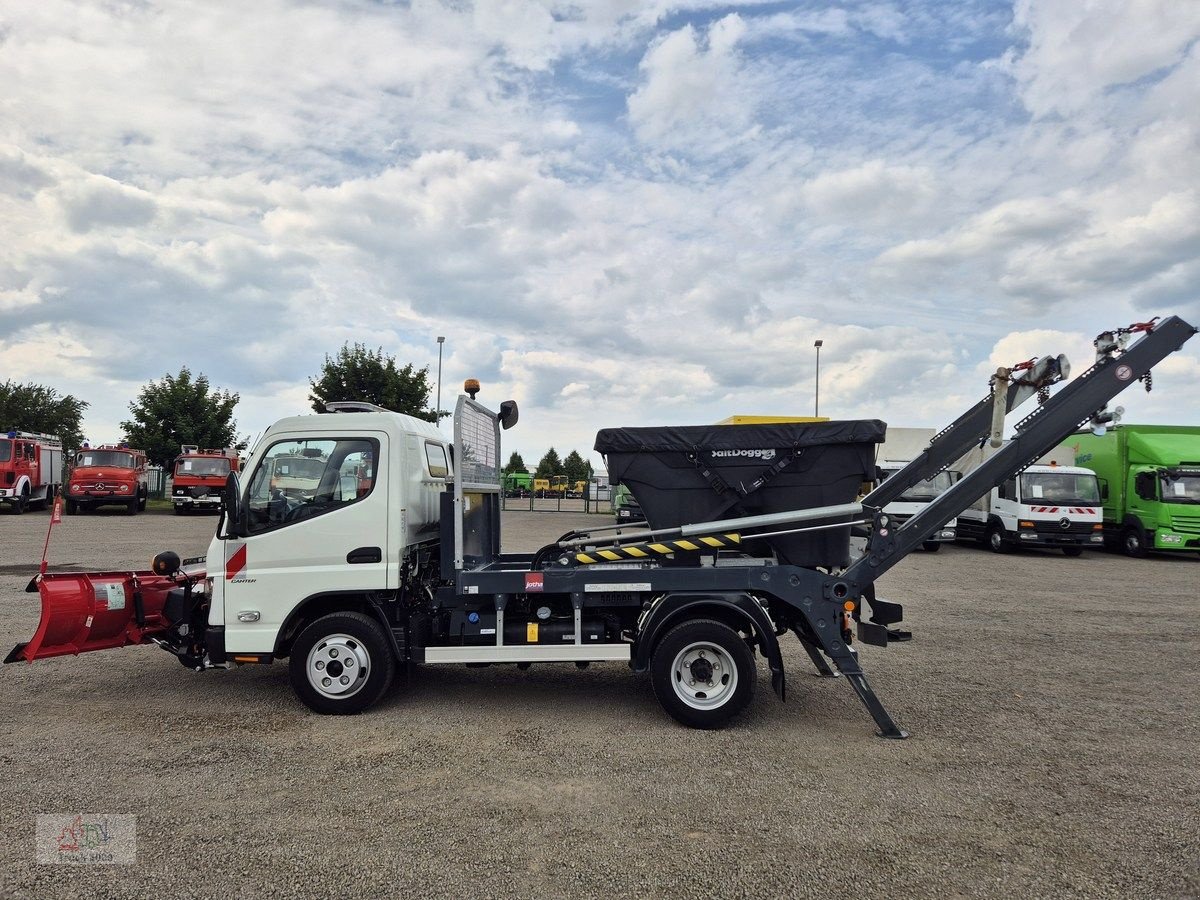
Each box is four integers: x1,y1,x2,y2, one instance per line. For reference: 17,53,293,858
306,634,370,699
670,641,738,710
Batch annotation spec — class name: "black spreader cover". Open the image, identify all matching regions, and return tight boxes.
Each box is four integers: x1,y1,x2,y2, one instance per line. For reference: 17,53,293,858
595,420,886,567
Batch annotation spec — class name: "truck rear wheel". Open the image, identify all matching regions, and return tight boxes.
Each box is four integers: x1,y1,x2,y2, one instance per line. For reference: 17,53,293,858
650,618,756,729
289,612,395,715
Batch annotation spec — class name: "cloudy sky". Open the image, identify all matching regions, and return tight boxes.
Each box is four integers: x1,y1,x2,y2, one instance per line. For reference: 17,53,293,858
2,0,1198,469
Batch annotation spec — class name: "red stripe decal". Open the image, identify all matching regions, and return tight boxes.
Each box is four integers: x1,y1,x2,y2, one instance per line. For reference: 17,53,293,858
226,544,247,581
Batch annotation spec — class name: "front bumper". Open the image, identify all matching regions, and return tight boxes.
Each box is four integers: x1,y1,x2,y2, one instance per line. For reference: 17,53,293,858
1155,531,1200,550
1018,531,1104,546
173,495,222,508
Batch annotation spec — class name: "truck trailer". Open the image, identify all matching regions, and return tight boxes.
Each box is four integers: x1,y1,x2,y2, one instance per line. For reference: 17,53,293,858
1069,425,1200,556
6,317,1197,737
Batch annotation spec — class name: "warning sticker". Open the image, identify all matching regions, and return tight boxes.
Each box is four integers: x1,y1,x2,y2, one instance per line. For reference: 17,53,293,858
525,573,544,593
106,583,126,610
96,583,125,610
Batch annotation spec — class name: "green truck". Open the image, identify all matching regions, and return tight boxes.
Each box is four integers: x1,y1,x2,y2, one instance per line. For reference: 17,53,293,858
501,471,533,497
1069,425,1200,556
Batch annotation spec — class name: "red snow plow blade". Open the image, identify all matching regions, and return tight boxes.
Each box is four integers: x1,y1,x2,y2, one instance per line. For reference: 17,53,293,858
5,572,180,664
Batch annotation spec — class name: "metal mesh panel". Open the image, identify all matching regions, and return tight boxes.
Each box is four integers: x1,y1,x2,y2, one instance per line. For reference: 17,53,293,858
453,398,501,490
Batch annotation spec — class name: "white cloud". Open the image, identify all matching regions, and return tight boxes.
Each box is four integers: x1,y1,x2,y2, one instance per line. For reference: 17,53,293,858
1009,0,1200,118
626,15,761,154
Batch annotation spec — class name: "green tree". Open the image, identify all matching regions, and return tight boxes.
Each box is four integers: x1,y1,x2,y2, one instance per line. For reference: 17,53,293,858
562,450,589,485
121,368,241,466
504,451,528,474
309,343,439,420
0,381,89,450
535,447,564,479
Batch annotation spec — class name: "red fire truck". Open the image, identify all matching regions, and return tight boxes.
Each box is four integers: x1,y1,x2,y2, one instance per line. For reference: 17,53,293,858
0,430,64,514
66,442,149,515
172,446,241,514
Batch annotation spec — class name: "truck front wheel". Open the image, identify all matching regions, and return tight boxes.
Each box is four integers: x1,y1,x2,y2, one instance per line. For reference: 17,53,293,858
1122,527,1148,558
289,612,395,715
650,618,756,729
987,524,1010,554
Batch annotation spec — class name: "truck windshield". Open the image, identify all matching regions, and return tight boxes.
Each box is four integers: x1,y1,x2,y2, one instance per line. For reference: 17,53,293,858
175,457,231,477
0,440,9,463
274,458,326,480
882,469,953,502
1161,473,1200,504
1020,472,1100,505
76,451,134,468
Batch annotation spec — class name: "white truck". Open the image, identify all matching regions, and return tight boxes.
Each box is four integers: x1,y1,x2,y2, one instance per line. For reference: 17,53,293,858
954,442,1104,555
876,427,959,552
7,315,1198,738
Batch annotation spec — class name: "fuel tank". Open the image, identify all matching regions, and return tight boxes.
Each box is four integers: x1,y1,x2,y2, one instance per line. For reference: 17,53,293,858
4,571,185,664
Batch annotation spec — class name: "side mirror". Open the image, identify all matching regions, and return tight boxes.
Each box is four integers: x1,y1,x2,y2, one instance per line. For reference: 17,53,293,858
218,471,244,539
1098,478,1109,500
498,400,519,431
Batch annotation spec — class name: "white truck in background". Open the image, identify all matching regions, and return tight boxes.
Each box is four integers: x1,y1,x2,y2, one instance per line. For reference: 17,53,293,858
877,427,959,552
955,441,1104,556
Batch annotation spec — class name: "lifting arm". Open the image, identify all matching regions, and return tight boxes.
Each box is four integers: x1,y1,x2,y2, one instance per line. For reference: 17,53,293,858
845,315,1197,586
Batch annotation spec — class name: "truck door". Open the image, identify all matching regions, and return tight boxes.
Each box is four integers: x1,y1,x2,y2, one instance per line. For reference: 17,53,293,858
221,433,388,654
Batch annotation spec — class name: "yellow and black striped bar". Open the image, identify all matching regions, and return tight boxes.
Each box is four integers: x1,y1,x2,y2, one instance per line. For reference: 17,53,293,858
574,533,741,565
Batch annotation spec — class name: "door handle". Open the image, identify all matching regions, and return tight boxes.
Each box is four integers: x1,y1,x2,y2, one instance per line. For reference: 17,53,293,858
347,547,382,564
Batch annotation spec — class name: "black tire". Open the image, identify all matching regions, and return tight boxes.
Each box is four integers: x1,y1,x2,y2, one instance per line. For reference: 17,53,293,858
1062,547,1084,557
288,612,395,715
1122,526,1148,558
650,618,756,729
138,492,147,512
987,524,1010,554
125,497,139,515
922,540,941,552
13,487,28,515
65,499,77,515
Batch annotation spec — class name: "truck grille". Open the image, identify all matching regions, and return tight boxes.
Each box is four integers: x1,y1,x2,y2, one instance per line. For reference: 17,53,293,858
1035,521,1097,536
1171,515,1200,535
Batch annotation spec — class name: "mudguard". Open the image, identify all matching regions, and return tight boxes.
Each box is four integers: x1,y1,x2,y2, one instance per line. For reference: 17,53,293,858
4,571,185,664
633,592,786,700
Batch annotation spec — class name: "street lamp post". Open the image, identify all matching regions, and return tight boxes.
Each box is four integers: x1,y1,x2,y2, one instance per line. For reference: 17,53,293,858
436,336,445,423
813,339,823,417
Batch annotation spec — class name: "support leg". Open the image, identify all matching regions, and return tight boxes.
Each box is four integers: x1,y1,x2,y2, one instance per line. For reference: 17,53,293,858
793,630,839,678
819,634,908,739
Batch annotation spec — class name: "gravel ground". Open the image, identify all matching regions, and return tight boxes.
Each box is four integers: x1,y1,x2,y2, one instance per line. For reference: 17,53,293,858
1,508,1197,899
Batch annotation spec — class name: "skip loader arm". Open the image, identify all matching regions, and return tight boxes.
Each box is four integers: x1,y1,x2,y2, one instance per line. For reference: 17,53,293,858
846,315,1197,587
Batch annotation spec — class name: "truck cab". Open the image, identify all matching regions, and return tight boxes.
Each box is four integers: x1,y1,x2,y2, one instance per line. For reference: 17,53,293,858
877,463,959,551
958,463,1104,555
172,446,241,514
209,409,450,663
66,443,148,515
